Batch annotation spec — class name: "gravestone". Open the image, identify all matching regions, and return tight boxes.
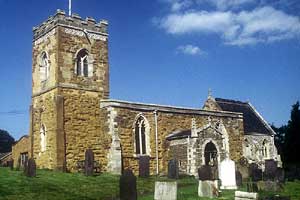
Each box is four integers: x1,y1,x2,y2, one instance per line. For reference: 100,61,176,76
219,158,237,189
155,181,177,200
236,158,250,180
261,196,291,200
168,159,179,179
249,163,262,182
16,156,21,171
25,158,36,177
257,181,283,192
84,149,94,176
236,170,243,187
139,156,150,178
198,165,218,181
198,180,219,198
235,191,258,200
119,169,137,200
264,160,278,181
247,182,258,193
276,168,285,183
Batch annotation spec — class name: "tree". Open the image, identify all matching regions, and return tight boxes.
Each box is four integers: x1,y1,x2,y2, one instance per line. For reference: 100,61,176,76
0,129,15,153
271,124,287,157
284,101,300,164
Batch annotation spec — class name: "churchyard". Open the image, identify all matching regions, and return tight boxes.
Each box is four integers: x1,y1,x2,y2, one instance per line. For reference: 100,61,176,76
1,166,300,200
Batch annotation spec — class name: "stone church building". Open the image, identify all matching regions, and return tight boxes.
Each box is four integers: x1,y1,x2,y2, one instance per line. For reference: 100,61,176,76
12,10,281,176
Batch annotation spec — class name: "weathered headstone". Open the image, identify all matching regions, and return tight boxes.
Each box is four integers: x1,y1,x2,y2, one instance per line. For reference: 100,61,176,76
139,156,150,178
119,169,137,200
264,160,278,181
249,163,262,182
257,181,283,192
25,158,36,177
236,170,243,187
219,158,237,189
168,159,179,179
236,157,250,180
198,180,219,198
84,149,94,176
198,165,218,181
235,191,258,200
155,181,177,200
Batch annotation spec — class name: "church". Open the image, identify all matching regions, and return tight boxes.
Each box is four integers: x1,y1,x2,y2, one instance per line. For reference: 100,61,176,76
12,9,281,176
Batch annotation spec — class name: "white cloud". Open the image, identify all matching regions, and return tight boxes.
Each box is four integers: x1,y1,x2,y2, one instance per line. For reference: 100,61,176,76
158,6,300,45
177,45,205,55
210,0,256,10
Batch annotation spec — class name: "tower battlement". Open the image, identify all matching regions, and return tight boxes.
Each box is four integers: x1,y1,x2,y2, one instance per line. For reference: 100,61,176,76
33,9,108,41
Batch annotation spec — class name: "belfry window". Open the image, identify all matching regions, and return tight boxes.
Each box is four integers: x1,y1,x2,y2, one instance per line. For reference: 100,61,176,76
40,52,50,81
76,49,89,77
134,116,148,155
40,124,47,152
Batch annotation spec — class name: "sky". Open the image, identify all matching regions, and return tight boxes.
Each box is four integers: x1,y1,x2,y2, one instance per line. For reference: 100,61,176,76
0,0,299,140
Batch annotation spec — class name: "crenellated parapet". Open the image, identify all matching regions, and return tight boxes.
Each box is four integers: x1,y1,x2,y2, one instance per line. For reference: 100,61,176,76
33,9,108,42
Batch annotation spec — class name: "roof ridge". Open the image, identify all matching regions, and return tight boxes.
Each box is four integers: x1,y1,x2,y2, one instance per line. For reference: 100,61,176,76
215,98,247,105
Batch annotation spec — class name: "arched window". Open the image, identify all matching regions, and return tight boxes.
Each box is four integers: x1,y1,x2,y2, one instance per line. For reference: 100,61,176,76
40,52,50,81
262,140,268,158
40,124,47,152
134,116,150,155
76,49,89,77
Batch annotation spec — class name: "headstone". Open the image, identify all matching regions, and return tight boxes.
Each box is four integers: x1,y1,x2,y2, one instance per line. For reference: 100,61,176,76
155,181,177,200
198,180,219,198
119,169,137,200
198,165,218,181
264,160,278,181
276,168,285,183
235,191,258,200
168,159,179,179
25,158,36,177
16,156,21,171
257,181,283,192
236,170,243,187
8,160,13,170
84,149,94,176
236,158,250,180
139,156,150,178
219,158,237,189
249,163,262,182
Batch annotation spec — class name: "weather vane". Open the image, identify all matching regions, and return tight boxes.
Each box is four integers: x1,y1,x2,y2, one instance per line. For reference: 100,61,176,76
69,0,72,16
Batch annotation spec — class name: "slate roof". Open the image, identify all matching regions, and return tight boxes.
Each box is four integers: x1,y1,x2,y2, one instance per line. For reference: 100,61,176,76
0,152,11,160
215,98,274,136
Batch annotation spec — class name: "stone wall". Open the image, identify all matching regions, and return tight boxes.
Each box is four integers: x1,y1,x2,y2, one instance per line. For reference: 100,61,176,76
100,100,244,175
12,136,30,168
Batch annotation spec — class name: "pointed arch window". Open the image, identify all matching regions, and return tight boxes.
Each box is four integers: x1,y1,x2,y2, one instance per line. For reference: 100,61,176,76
40,52,50,81
76,49,89,77
134,116,150,155
40,124,47,152
262,140,269,158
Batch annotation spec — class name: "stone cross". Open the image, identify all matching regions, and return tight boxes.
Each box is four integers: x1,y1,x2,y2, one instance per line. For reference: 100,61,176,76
119,169,137,200
84,149,94,176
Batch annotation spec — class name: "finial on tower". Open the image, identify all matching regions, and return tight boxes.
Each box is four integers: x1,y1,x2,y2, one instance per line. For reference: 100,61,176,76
69,0,72,16
208,88,212,98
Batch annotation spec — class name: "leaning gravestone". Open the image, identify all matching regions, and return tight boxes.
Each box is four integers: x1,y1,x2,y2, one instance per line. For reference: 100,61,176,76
249,163,262,182
168,159,179,179
139,156,150,178
198,165,218,180
155,181,177,200
219,158,237,189
235,191,258,200
25,158,36,177
84,149,94,176
119,169,137,200
264,160,278,181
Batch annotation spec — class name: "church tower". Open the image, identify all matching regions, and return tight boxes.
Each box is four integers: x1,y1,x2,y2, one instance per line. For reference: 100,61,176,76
30,10,109,170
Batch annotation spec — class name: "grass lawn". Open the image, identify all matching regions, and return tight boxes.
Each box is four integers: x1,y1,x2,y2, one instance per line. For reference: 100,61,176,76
0,167,300,200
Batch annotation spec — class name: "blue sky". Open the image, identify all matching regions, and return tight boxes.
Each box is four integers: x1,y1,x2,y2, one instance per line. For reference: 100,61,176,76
0,0,299,140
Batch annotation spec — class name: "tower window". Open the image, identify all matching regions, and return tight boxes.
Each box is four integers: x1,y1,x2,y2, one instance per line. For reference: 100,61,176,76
134,116,150,155
40,124,47,152
39,52,50,81
76,49,89,77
